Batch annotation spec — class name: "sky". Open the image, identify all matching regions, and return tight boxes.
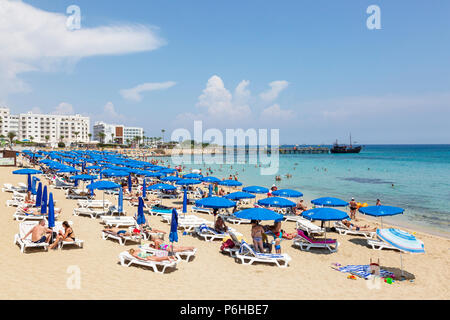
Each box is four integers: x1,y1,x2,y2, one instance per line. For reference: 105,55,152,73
1,0,449,144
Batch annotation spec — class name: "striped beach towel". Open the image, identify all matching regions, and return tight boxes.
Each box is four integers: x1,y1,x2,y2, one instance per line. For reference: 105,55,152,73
338,265,394,279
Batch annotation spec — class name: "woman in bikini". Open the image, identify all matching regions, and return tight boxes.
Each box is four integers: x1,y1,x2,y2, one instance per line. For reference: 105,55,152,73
341,220,376,232
128,248,177,262
49,221,76,249
251,220,265,253
148,236,195,253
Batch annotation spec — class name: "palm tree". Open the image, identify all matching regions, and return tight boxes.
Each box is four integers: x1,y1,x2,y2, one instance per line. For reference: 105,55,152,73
60,135,65,143
98,132,105,144
134,136,141,148
126,138,130,146
73,131,79,142
45,135,50,145
29,136,34,143
161,129,165,143
110,133,115,144
88,133,92,141
7,131,16,147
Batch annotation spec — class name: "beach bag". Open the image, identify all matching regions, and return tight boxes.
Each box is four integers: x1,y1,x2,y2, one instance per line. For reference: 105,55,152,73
220,239,235,251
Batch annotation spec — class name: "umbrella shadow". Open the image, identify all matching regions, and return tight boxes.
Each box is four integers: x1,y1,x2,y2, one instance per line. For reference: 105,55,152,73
348,238,371,248
290,243,336,255
115,261,178,274
381,266,416,280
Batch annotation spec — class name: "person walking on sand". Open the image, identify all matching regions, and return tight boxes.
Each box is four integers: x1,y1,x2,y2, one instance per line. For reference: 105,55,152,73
349,198,358,220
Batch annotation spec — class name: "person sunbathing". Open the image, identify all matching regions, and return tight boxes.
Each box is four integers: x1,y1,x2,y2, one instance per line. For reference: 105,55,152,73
341,219,376,232
25,191,35,204
49,221,76,249
148,236,195,253
214,216,228,233
295,200,308,215
128,248,177,262
103,226,133,237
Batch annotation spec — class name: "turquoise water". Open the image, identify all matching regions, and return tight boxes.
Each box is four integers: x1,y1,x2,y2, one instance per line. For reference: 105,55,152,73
153,145,450,236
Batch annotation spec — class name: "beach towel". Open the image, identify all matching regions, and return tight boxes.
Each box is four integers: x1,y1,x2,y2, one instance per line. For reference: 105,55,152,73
337,265,394,280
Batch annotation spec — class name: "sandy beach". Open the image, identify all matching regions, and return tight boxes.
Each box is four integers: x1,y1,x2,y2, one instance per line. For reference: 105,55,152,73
1,163,449,300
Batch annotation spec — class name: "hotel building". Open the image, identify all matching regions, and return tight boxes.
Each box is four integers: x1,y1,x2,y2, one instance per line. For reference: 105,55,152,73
93,121,144,145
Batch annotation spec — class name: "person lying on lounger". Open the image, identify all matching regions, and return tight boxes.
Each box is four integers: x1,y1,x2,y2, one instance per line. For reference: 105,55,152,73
214,216,228,233
128,248,177,262
341,220,376,232
148,235,195,253
134,222,166,237
49,221,76,249
20,206,62,216
103,226,133,237
25,191,35,205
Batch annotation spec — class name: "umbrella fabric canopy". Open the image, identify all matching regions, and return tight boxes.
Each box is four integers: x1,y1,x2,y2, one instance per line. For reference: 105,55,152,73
272,189,303,198
160,176,181,182
182,189,188,214
31,176,39,195
118,187,123,213
359,206,404,217
176,179,201,186
85,165,102,170
225,191,256,200
27,174,32,192
41,185,48,214
48,192,55,228
235,208,283,221
195,196,236,209
102,169,129,177
169,208,179,243
200,176,221,183
147,183,176,191
311,197,349,207
127,174,132,193
145,172,165,178
377,229,424,253
136,197,146,225
218,179,242,187
87,180,121,190
142,179,147,198
302,207,349,221
159,168,177,174
12,169,42,175
242,186,269,194
184,173,203,179
208,184,213,197
57,167,80,173
36,182,42,208
258,197,296,208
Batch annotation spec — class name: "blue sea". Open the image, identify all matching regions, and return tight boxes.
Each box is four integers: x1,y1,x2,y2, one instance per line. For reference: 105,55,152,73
153,145,450,237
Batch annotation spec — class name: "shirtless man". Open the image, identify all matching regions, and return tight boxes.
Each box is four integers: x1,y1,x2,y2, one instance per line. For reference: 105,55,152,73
22,220,52,244
295,200,308,215
103,226,133,237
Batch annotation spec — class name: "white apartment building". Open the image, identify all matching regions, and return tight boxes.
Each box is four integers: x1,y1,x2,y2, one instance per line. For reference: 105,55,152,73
93,121,143,144
0,107,90,146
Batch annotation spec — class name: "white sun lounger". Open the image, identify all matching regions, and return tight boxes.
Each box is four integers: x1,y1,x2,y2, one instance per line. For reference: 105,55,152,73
52,221,84,249
220,214,251,225
235,240,291,268
73,207,106,219
191,206,213,215
293,230,339,253
295,217,325,235
102,230,141,246
334,221,376,239
53,177,74,189
13,207,59,222
367,238,406,252
14,221,49,253
139,244,197,262
77,199,112,209
100,216,138,228
2,183,27,193
118,251,178,273
194,224,239,242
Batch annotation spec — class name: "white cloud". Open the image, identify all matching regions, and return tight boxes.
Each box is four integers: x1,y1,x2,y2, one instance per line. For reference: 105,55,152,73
51,102,74,115
0,0,166,98
260,104,295,121
28,107,42,114
259,80,289,102
120,81,176,102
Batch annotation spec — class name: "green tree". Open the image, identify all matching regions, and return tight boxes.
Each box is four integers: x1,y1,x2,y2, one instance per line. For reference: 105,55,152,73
7,131,16,146
98,132,105,144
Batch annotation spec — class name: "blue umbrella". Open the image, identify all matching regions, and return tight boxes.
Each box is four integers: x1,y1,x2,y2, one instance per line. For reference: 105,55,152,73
36,182,42,207
183,189,188,214
208,184,213,197
48,192,55,228
118,187,123,213
376,228,425,278
12,168,42,175
359,205,404,228
218,179,242,187
31,176,39,195
302,207,349,221
311,197,349,207
145,172,165,178
70,174,97,181
142,179,147,198
176,179,201,186
160,168,177,174
169,208,179,245
160,176,181,182
136,197,146,225
272,189,303,198
258,197,296,208
235,207,283,221
200,176,221,183
128,174,132,193
242,185,269,194
41,185,48,214
148,183,177,191
195,196,236,209
225,191,256,200
27,174,32,192
184,173,203,179
102,169,129,177
87,180,121,209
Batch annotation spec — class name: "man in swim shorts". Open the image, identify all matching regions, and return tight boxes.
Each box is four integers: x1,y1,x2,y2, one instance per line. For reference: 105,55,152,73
22,220,52,244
